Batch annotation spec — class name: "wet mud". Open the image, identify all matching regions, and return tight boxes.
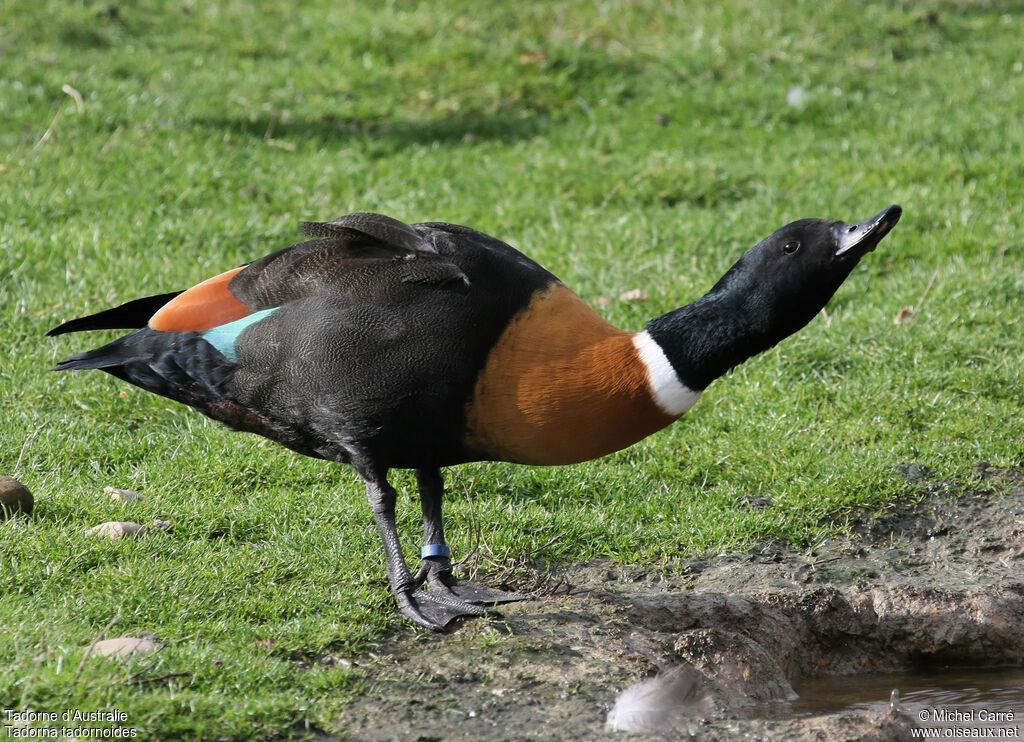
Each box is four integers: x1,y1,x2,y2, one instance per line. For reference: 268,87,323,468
332,463,1024,741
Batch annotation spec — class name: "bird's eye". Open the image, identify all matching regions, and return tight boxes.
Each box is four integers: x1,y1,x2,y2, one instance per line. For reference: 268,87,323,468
783,240,800,254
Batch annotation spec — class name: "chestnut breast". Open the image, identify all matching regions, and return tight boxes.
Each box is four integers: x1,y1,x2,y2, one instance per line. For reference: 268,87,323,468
463,285,682,465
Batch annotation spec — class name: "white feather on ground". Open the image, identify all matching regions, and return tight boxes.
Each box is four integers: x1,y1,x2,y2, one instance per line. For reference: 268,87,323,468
606,664,709,733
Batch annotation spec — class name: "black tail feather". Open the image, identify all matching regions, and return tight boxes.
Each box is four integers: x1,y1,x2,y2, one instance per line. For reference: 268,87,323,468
47,291,184,337
53,328,234,407
54,346,140,371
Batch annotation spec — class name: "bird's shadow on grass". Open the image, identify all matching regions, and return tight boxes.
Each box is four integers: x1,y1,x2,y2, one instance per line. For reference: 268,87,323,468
190,111,545,152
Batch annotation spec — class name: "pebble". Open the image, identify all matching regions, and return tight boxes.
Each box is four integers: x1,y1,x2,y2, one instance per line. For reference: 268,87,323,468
0,475,33,519
105,486,145,502
85,519,173,539
91,636,159,659
85,521,146,539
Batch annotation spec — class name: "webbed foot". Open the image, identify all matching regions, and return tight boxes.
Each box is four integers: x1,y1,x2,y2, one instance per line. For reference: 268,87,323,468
395,587,496,631
416,558,534,608
431,571,533,605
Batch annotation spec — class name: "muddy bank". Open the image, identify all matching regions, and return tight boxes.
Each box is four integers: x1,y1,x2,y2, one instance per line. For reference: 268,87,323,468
333,464,1024,741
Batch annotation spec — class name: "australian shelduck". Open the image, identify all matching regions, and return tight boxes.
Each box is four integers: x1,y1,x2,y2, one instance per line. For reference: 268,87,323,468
49,205,902,630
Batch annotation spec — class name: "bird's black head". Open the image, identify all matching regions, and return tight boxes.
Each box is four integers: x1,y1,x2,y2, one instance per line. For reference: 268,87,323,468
647,205,901,390
711,205,902,339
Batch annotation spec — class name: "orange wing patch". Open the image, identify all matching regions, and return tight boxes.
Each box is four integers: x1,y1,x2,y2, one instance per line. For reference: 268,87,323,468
463,285,677,466
148,266,250,332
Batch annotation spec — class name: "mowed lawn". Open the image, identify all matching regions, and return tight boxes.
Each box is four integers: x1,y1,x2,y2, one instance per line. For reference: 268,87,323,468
1,0,1022,738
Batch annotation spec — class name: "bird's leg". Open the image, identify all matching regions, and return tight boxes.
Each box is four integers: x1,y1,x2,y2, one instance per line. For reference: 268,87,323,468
358,464,489,631
414,468,533,606
413,466,451,584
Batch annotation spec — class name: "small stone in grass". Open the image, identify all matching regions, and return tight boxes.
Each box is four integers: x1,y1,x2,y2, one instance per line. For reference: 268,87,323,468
85,521,146,539
618,288,648,303
85,520,172,539
105,486,145,503
0,475,33,519
91,636,159,659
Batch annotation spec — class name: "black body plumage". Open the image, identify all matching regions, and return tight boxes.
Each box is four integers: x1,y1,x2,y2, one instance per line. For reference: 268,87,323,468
54,219,557,469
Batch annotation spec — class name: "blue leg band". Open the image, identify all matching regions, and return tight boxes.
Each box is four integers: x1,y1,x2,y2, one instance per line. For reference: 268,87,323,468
421,543,451,559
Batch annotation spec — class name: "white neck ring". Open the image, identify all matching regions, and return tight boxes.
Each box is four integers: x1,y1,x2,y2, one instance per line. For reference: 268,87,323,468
632,331,702,417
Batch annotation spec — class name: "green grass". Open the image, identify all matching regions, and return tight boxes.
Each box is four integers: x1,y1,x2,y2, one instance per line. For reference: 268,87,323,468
2,0,1023,738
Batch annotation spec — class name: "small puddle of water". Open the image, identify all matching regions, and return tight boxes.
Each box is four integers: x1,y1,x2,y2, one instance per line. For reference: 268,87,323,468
789,666,1024,732
608,666,1024,734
